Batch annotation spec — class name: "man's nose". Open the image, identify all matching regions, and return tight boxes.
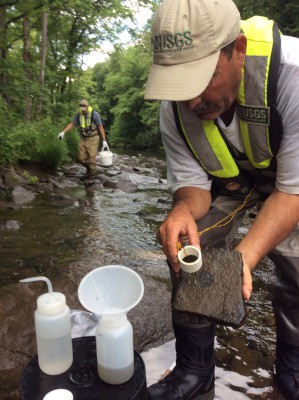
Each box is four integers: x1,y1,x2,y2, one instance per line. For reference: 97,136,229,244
182,96,203,111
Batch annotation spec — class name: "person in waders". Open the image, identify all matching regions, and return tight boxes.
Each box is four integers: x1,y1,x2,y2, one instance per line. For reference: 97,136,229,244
58,99,108,186
144,0,299,399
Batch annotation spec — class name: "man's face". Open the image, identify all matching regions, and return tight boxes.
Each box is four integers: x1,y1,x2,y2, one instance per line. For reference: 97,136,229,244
79,104,88,114
181,36,245,121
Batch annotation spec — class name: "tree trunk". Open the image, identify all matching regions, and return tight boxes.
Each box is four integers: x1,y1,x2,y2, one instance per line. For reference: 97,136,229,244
23,15,32,122
0,7,10,105
37,10,48,117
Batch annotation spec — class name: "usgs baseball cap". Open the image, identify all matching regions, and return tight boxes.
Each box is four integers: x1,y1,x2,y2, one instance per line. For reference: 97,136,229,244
144,0,241,101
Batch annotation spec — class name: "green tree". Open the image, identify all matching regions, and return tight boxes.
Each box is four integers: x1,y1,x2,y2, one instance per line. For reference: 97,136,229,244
236,0,299,37
102,41,161,149
0,0,155,120
0,0,157,165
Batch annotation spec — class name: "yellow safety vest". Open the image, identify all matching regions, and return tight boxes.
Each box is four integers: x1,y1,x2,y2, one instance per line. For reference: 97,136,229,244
79,106,98,136
173,16,282,196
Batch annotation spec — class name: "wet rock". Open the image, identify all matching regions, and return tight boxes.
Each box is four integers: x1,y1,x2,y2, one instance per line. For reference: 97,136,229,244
103,178,119,189
46,177,78,189
116,180,138,192
0,187,7,200
95,173,109,183
0,154,167,209
121,172,159,186
157,198,171,205
1,220,21,231
12,185,35,205
85,181,104,191
133,166,156,174
103,178,138,192
2,169,27,187
61,164,85,176
118,163,134,173
106,169,121,176
48,192,75,206
173,247,246,326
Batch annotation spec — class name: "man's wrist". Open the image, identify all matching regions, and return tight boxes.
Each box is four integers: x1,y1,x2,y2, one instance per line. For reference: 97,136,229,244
235,245,258,272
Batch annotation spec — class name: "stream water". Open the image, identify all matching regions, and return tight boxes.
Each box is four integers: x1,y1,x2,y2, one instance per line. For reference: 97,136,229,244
0,151,284,399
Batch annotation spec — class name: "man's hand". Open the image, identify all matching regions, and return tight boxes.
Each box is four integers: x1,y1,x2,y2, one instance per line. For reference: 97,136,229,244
57,131,65,140
157,187,211,272
102,140,108,149
242,261,252,300
157,207,200,273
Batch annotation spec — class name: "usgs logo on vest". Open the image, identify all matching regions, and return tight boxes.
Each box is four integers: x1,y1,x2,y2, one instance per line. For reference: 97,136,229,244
238,105,270,126
153,31,193,54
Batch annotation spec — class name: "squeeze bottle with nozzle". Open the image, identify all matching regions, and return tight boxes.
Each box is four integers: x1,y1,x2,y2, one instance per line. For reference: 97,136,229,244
20,276,73,375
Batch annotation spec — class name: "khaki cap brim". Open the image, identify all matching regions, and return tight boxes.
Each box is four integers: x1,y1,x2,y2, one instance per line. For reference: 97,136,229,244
79,99,89,106
144,51,220,101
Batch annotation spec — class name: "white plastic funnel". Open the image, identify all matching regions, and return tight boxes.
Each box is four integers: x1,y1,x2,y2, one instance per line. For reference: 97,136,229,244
78,265,144,317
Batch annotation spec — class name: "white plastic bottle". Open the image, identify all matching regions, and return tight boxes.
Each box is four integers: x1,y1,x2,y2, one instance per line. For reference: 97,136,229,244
96,314,134,384
20,277,73,375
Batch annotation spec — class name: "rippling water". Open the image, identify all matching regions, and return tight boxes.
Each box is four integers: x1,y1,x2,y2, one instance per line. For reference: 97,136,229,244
0,152,284,399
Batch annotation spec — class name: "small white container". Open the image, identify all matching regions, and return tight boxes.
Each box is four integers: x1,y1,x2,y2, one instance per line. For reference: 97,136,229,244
99,144,113,166
99,151,113,166
96,314,134,384
35,292,73,375
178,245,202,273
78,265,144,385
20,277,73,375
43,389,73,400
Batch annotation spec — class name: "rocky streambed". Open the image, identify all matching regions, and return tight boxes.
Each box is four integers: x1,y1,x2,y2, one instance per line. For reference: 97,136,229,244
0,152,173,399
0,151,286,399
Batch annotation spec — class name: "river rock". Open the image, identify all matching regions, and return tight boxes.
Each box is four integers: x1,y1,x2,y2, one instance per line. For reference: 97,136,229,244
121,172,159,186
173,247,246,326
12,186,36,205
46,177,78,189
2,169,27,187
103,178,138,192
1,220,21,231
61,164,86,176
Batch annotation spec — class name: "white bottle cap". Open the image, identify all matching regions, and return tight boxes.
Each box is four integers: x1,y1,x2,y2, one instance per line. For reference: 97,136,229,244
43,389,73,400
37,292,66,315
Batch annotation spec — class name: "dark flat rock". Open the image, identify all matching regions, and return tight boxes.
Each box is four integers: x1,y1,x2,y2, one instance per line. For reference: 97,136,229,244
173,247,246,326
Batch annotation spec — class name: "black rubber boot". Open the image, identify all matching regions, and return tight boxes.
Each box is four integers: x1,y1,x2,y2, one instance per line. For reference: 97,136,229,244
274,338,299,400
147,323,215,400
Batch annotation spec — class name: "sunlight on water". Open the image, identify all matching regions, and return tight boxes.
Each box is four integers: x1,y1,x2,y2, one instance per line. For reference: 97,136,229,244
142,340,272,399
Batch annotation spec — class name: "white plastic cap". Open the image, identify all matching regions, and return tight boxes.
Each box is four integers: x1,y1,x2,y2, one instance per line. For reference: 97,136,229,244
43,389,73,400
37,292,66,315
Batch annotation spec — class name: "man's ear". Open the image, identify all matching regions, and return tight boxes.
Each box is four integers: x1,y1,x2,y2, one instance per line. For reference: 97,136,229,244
235,33,247,65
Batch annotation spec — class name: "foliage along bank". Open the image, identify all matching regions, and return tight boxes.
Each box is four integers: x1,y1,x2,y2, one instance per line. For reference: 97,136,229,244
0,0,298,168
